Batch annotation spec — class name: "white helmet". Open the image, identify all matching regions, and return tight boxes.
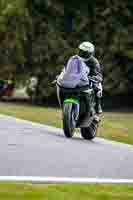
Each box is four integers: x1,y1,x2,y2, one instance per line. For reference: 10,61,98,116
78,41,95,61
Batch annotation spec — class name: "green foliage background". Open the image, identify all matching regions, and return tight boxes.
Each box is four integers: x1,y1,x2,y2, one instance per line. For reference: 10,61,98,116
0,0,133,101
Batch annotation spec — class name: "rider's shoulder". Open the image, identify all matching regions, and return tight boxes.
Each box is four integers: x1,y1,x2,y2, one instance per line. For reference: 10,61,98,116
90,56,99,65
88,56,101,69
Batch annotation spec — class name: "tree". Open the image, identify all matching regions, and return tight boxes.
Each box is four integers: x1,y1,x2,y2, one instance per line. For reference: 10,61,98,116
0,0,132,103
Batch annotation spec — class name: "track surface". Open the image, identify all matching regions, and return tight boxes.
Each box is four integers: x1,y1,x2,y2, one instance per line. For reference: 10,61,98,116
0,114,133,179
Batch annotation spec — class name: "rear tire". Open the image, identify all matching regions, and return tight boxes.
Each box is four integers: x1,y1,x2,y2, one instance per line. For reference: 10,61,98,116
81,120,98,140
63,103,75,138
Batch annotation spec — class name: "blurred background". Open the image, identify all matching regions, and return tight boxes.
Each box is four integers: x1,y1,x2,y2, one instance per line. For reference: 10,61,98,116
0,0,132,109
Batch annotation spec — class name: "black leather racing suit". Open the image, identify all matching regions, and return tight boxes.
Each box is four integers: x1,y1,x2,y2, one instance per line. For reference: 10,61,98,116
85,56,103,113
86,56,103,83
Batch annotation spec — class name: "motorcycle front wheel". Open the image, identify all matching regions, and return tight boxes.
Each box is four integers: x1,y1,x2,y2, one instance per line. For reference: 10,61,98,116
63,103,76,138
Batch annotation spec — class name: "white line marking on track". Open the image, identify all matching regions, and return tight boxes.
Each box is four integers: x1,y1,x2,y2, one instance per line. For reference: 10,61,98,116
0,176,133,184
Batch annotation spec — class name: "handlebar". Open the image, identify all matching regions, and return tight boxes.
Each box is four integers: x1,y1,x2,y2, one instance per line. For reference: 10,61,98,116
51,79,57,85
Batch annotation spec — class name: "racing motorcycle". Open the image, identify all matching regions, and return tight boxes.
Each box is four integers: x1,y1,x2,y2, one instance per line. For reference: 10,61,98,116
56,78,100,140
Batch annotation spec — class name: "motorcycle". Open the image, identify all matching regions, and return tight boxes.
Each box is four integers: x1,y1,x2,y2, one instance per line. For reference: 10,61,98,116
56,78,100,140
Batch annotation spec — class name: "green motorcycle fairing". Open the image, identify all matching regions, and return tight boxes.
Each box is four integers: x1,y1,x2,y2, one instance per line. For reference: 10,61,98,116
64,97,80,122
64,98,79,104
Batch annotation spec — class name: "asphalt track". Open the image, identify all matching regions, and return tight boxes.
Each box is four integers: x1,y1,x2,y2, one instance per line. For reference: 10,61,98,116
0,114,133,179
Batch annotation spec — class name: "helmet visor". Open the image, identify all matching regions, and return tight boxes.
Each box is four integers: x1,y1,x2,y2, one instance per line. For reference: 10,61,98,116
78,49,91,60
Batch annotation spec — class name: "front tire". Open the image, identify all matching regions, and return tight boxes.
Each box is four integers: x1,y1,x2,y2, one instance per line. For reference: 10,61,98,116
63,103,75,138
81,120,98,140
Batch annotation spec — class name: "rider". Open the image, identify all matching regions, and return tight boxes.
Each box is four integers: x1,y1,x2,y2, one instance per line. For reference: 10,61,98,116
78,41,103,114
57,41,103,114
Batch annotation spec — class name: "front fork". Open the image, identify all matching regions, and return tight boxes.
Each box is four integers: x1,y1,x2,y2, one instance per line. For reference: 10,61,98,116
73,102,80,122
64,98,80,122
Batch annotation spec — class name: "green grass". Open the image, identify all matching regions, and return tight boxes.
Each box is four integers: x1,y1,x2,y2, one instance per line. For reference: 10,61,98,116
0,183,133,200
0,102,133,145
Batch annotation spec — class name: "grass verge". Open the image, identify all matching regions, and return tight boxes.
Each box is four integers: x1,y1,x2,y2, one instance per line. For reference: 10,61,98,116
0,183,133,200
0,102,133,145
